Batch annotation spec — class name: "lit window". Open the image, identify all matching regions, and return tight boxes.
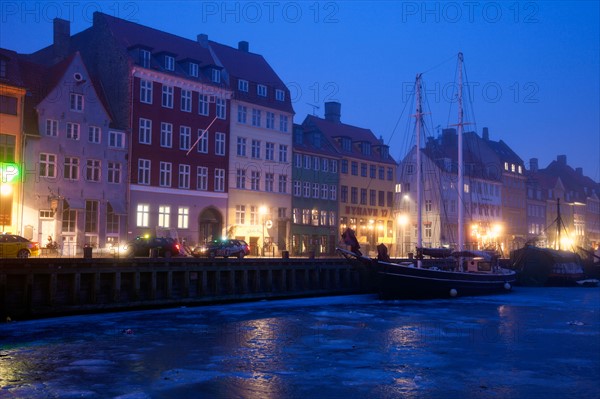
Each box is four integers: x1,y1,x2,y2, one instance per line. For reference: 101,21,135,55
158,206,170,228
178,207,189,229
136,204,149,227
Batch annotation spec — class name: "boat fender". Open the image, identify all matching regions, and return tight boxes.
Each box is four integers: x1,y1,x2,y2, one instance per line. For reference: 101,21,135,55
449,288,458,297
504,282,512,290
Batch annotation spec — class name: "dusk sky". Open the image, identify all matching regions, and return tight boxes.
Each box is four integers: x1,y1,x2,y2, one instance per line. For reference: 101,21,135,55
1,1,598,181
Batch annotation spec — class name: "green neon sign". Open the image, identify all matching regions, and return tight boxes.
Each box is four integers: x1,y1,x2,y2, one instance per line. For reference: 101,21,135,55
1,163,20,183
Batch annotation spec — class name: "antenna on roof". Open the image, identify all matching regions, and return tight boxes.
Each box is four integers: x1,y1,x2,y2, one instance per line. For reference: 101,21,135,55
306,103,320,116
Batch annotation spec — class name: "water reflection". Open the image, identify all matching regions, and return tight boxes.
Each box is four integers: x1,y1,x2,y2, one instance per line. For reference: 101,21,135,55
0,290,598,399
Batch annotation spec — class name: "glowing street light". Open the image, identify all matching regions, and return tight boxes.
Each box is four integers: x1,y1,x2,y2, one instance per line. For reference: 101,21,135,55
259,206,267,256
397,214,409,257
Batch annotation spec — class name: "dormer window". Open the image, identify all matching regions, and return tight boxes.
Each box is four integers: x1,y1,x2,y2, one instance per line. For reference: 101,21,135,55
381,146,389,159
164,55,175,71
276,89,285,101
238,79,248,92
313,132,321,148
257,84,267,97
362,141,371,156
189,63,199,77
140,49,151,68
341,137,351,152
212,69,221,83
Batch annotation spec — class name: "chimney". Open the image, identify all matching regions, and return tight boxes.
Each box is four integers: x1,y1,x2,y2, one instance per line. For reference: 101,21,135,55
53,18,70,61
324,101,341,123
238,41,249,52
576,167,583,175
557,155,567,165
482,127,489,141
530,158,538,172
442,128,457,146
197,33,208,47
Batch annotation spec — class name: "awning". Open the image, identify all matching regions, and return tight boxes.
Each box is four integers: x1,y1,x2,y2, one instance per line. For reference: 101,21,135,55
64,198,85,210
108,201,127,215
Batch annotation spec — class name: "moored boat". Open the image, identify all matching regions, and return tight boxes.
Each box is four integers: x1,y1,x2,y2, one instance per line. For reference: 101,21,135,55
337,54,516,298
510,246,598,287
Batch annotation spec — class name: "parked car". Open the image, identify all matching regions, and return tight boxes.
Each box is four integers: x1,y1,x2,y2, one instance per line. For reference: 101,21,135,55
192,239,250,259
0,233,40,258
121,236,181,258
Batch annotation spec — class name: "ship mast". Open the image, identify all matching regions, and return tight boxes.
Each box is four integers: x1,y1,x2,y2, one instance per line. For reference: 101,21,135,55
415,73,423,268
457,52,465,255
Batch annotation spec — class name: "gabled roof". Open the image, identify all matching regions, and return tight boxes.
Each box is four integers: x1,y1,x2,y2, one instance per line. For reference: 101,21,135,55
302,115,396,164
423,130,501,180
18,52,113,135
292,123,340,157
96,12,217,75
209,41,294,113
484,138,524,165
543,159,600,201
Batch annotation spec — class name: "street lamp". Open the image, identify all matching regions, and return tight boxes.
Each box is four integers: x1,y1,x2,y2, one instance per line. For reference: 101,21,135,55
398,214,408,257
259,206,267,257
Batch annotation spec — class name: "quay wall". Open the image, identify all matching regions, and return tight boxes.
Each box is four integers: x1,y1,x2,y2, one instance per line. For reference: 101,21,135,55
0,257,373,320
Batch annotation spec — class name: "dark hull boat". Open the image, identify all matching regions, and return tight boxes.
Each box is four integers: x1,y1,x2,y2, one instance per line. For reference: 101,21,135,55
338,248,516,299
337,56,517,299
510,246,598,287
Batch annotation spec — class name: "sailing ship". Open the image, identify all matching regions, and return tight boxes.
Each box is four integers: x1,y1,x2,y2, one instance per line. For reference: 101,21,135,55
510,199,599,287
338,53,517,299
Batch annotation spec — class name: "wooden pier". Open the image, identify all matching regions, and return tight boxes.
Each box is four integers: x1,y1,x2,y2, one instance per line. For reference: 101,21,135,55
0,257,370,320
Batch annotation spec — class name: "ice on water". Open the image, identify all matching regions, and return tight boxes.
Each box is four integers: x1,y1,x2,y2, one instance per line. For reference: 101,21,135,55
1,288,598,398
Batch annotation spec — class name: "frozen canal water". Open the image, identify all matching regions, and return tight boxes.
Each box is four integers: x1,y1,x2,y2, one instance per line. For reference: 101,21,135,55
1,287,599,399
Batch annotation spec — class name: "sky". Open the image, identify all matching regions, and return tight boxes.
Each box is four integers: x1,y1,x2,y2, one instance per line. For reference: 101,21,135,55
1,0,599,181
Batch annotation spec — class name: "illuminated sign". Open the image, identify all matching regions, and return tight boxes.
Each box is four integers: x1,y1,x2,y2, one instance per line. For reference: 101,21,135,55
0,163,20,183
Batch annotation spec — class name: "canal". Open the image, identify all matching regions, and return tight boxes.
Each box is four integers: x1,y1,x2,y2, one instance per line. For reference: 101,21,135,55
1,287,599,398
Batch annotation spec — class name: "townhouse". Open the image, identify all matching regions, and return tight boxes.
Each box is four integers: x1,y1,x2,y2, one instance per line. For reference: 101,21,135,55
305,102,396,256
291,123,340,256
0,49,26,238
19,52,128,254
209,40,294,256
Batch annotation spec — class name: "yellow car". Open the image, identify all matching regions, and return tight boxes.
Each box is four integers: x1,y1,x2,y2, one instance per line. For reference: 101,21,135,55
0,234,41,258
